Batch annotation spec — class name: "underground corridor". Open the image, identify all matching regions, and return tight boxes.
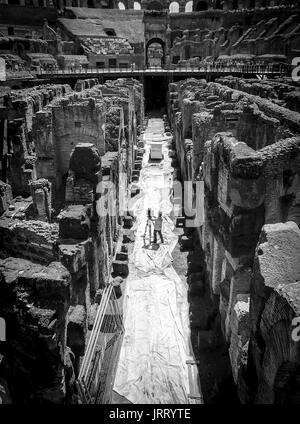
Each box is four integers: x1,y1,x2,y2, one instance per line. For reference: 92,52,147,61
144,76,168,115
108,84,240,405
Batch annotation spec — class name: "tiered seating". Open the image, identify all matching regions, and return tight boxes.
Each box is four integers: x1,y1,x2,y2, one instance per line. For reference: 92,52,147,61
81,37,134,55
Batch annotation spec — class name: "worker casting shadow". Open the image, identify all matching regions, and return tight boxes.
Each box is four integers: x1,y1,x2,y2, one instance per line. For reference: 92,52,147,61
143,209,164,250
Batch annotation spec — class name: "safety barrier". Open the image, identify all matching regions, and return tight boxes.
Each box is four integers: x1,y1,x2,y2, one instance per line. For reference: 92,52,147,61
35,63,290,76
77,283,124,404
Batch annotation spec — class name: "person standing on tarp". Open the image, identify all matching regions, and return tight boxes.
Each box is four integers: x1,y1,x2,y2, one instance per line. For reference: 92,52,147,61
144,208,153,243
153,211,164,244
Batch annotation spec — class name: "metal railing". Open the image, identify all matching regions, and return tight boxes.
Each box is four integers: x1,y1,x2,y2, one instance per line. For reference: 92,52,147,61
35,63,290,76
3,63,290,81
77,283,124,404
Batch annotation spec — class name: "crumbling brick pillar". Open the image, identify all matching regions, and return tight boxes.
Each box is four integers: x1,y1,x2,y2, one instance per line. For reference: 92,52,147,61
248,222,300,404
0,119,7,181
29,178,52,222
0,181,12,215
0,258,72,404
66,143,102,204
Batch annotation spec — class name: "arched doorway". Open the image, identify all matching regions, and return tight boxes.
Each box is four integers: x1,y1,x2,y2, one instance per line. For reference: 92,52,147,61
169,1,179,12
185,0,193,11
118,1,126,9
134,1,141,8
147,42,164,67
195,0,208,10
146,38,165,68
147,1,163,10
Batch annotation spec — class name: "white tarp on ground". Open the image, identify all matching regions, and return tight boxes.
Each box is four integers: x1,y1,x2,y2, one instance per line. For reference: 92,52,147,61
113,119,191,404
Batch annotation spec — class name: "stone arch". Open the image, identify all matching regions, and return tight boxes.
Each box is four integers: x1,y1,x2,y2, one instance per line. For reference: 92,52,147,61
134,1,141,8
146,37,165,67
185,0,193,11
169,1,179,12
195,0,208,10
146,0,164,9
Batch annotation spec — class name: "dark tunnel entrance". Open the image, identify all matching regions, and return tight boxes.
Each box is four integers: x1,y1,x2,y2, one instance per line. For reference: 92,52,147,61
144,76,168,114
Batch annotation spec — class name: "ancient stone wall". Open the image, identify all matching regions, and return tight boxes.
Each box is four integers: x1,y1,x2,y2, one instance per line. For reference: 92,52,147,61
170,77,300,403
248,222,300,404
1,85,71,195
216,76,300,112
0,77,143,403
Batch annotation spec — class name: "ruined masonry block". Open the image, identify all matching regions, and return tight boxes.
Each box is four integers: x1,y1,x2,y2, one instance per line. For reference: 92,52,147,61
180,235,194,252
123,216,133,229
229,295,250,384
0,182,13,214
69,143,102,184
58,205,91,241
255,221,300,291
134,161,142,170
67,305,87,356
30,178,52,222
116,252,128,261
112,260,129,278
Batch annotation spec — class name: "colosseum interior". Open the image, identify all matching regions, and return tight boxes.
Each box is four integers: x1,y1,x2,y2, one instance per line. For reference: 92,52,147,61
0,0,300,408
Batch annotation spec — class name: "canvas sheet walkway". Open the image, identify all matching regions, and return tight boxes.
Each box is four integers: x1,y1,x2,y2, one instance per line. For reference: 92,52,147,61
113,119,191,404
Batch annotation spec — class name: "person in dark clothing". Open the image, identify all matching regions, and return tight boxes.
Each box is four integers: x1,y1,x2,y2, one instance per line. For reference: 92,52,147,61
153,211,164,244
144,208,153,243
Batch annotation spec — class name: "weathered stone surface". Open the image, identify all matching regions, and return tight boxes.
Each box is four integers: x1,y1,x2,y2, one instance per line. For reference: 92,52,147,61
169,76,300,404
0,75,144,404
69,143,102,183
0,182,13,215
249,222,300,404
180,235,194,251
112,260,129,278
0,257,71,403
67,305,87,356
58,205,91,240
29,178,52,222
229,296,250,385
254,222,300,291
0,217,59,265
